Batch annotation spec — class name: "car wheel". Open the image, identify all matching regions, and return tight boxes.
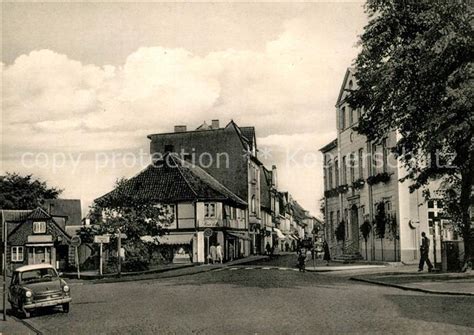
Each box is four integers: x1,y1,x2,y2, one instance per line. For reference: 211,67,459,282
62,303,70,313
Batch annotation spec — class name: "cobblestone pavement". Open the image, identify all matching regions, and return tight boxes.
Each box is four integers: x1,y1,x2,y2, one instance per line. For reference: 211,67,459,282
14,258,474,334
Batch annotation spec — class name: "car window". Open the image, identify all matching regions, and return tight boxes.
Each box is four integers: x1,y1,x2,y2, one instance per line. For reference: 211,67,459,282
21,268,57,283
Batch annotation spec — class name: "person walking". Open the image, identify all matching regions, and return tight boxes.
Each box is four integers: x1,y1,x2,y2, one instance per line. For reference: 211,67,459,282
228,243,235,262
418,232,433,272
297,248,307,272
216,243,223,264
323,240,331,266
209,243,217,264
265,242,272,256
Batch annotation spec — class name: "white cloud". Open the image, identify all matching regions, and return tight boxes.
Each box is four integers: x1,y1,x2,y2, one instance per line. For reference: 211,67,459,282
1,14,364,216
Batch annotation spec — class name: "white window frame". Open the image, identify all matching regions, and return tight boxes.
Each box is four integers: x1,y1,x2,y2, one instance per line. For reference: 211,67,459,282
33,221,46,234
204,203,216,218
11,246,24,262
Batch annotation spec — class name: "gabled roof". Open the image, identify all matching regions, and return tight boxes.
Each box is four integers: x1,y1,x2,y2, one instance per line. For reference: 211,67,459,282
240,126,256,150
319,139,338,153
1,207,72,241
336,67,356,107
26,207,51,220
96,153,247,207
42,199,82,226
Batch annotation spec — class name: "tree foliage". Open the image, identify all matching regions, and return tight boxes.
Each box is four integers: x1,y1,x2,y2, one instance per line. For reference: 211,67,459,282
360,220,372,242
348,0,473,262
83,178,174,261
374,202,388,239
0,173,62,209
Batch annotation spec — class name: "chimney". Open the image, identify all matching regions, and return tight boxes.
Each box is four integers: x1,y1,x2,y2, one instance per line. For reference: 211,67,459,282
211,119,220,129
174,125,187,133
272,165,278,188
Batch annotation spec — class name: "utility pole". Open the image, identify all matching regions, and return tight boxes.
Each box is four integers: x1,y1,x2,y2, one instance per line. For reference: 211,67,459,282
117,229,122,278
3,210,7,321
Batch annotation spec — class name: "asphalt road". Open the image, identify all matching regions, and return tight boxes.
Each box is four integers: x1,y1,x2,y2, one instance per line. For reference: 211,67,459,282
15,261,474,334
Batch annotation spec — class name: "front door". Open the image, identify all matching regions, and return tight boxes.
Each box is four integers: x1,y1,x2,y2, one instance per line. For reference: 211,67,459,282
350,205,360,251
28,246,52,265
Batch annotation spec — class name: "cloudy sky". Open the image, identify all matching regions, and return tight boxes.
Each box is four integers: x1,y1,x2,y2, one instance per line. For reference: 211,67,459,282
1,1,367,216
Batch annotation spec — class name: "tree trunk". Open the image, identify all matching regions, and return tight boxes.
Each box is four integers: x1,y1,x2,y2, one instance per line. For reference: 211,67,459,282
381,238,384,261
460,166,473,265
365,240,368,260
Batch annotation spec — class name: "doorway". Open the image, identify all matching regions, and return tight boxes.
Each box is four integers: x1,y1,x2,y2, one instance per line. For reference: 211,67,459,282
350,205,360,251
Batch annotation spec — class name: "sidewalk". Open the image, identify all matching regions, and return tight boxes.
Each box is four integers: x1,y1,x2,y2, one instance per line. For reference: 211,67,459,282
351,267,474,296
0,314,38,335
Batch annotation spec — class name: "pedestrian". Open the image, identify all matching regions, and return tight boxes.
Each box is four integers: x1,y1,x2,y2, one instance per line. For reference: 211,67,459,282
209,243,217,264
228,243,235,261
297,248,307,272
265,242,271,256
323,240,331,266
216,243,223,264
418,232,433,272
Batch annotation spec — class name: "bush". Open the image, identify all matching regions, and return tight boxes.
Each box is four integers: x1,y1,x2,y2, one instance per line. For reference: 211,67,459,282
122,258,149,272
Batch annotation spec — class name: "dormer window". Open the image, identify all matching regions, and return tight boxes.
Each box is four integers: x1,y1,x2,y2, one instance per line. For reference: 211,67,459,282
33,221,46,234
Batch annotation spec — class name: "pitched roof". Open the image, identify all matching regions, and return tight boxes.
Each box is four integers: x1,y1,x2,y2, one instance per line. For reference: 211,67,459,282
96,153,247,207
240,126,256,150
319,139,338,153
26,207,51,220
0,210,32,240
42,199,82,226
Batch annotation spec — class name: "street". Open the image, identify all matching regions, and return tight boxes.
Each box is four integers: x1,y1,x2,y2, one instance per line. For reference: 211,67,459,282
13,258,474,334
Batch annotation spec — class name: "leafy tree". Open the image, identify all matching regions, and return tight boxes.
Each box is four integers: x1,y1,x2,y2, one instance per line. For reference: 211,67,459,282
85,178,174,268
348,1,473,264
360,220,372,260
0,173,62,209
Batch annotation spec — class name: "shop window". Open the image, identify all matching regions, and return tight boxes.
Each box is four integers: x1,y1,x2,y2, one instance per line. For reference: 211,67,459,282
204,203,216,218
33,221,46,234
11,246,24,262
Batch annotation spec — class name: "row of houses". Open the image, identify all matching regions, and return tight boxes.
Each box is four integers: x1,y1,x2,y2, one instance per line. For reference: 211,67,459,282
95,120,322,264
2,120,321,271
320,68,462,264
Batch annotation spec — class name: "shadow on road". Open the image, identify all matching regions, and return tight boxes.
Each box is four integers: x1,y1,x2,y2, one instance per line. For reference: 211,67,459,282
385,294,474,328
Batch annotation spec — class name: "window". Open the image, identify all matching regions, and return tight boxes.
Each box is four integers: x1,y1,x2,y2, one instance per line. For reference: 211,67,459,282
328,166,333,190
356,108,361,121
11,246,24,262
350,153,355,183
336,210,340,225
340,107,346,130
382,138,388,173
251,196,256,214
342,156,347,184
358,148,364,179
204,203,216,218
334,160,339,187
33,221,46,234
349,107,353,125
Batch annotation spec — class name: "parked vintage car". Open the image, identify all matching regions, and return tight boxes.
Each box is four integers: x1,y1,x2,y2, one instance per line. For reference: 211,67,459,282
8,264,71,318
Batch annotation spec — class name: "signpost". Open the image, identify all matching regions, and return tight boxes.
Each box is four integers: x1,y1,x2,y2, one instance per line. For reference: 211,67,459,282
94,235,110,276
70,236,82,279
204,228,213,264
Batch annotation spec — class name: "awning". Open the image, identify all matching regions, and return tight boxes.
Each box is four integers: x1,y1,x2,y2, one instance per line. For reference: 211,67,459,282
141,234,193,245
274,228,286,239
25,243,54,247
226,231,252,241
158,234,193,245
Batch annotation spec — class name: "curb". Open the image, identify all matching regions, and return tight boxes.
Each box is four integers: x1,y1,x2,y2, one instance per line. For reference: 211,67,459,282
7,314,43,335
350,277,474,297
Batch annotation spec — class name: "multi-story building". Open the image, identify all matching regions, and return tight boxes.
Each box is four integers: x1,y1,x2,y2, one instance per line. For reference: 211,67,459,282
96,153,248,263
321,68,446,263
147,120,263,254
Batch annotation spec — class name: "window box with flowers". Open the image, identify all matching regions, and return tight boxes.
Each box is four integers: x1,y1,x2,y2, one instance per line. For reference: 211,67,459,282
351,178,365,190
324,189,339,198
337,184,349,194
366,172,391,186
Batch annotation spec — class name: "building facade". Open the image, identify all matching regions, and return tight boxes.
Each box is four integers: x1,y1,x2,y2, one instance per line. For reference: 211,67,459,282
321,68,447,263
